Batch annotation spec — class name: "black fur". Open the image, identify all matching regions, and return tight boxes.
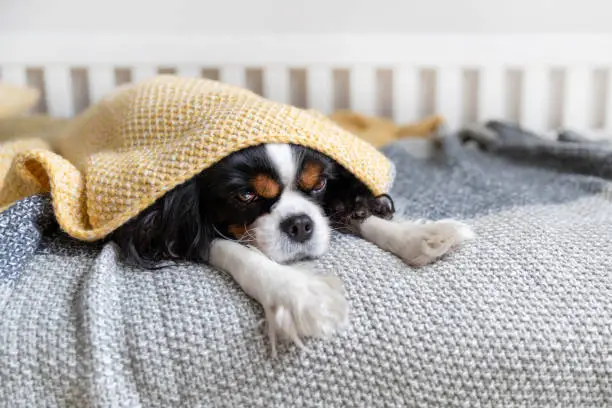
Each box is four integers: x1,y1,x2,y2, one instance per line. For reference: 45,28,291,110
113,144,394,267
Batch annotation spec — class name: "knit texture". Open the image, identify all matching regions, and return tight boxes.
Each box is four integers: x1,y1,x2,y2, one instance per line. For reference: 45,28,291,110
0,194,53,282
1,129,610,407
0,76,394,241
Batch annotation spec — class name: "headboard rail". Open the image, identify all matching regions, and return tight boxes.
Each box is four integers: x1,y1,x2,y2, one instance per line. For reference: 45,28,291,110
2,34,611,136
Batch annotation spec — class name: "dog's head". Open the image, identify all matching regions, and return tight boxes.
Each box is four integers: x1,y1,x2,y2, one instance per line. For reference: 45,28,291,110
113,143,394,266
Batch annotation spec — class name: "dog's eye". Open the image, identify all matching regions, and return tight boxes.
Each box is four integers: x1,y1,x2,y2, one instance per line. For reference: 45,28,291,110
312,178,327,193
236,191,257,203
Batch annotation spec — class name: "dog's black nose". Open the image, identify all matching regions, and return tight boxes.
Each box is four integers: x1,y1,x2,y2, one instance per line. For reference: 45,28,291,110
281,214,314,243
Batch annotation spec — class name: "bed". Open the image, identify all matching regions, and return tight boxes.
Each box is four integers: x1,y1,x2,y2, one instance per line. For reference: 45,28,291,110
1,33,611,407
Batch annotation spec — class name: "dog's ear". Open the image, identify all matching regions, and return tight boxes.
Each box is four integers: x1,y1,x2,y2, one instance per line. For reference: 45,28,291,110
323,167,395,230
113,177,215,268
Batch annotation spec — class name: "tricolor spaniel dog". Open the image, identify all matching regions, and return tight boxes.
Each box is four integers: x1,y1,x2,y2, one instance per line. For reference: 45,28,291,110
113,143,473,349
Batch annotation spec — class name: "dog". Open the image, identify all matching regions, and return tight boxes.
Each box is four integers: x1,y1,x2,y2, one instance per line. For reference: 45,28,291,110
113,143,473,350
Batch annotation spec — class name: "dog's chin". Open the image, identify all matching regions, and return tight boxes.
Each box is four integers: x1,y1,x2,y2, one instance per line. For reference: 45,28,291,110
252,233,330,264
274,248,328,264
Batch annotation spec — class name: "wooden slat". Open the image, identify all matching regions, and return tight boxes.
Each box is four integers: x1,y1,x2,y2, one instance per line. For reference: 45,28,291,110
392,67,419,123
88,66,116,104
220,65,246,87
478,66,505,121
177,65,201,78
131,65,157,84
306,66,333,114
606,69,612,133
563,66,592,130
1,65,28,86
520,66,549,132
263,65,289,104
44,65,74,117
436,67,463,130
349,66,376,116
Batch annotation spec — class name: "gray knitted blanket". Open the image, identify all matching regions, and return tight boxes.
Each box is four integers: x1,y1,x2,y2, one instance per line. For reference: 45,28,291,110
1,124,611,407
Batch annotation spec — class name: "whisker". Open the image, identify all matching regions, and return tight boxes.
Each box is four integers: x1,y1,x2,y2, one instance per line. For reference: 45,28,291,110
238,235,256,244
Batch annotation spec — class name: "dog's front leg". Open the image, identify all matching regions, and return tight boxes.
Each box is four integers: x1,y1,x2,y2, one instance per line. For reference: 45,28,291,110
356,216,474,266
209,239,348,355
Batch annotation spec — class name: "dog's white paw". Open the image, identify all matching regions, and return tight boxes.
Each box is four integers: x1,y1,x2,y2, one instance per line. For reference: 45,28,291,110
395,219,474,266
263,266,349,355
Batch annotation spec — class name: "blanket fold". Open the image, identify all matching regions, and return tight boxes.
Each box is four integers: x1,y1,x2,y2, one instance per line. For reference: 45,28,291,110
0,76,394,241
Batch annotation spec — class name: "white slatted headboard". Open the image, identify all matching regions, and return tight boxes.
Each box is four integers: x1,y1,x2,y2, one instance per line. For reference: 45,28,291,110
2,34,612,137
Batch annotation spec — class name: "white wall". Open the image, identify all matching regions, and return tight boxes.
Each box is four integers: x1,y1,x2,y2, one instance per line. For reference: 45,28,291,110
1,0,612,34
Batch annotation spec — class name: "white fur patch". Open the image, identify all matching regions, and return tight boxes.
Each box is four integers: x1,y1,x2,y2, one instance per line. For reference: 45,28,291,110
265,143,296,187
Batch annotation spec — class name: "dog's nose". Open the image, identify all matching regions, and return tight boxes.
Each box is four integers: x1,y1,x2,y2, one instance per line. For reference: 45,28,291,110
281,214,314,243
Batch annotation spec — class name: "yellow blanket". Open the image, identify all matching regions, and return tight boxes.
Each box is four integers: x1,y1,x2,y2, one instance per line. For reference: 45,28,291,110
0,76,394,241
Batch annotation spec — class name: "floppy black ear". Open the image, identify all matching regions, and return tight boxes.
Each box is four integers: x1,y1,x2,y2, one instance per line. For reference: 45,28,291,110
323,167,395,232
112,177,216,268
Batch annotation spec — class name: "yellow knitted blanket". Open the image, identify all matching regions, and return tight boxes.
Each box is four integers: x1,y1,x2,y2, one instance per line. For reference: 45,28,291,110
0,76,394,241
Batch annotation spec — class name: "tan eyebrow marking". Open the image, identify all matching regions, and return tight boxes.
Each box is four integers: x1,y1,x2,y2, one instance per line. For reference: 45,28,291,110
228,224,248,239
251,174,280,198
299,162,322,190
